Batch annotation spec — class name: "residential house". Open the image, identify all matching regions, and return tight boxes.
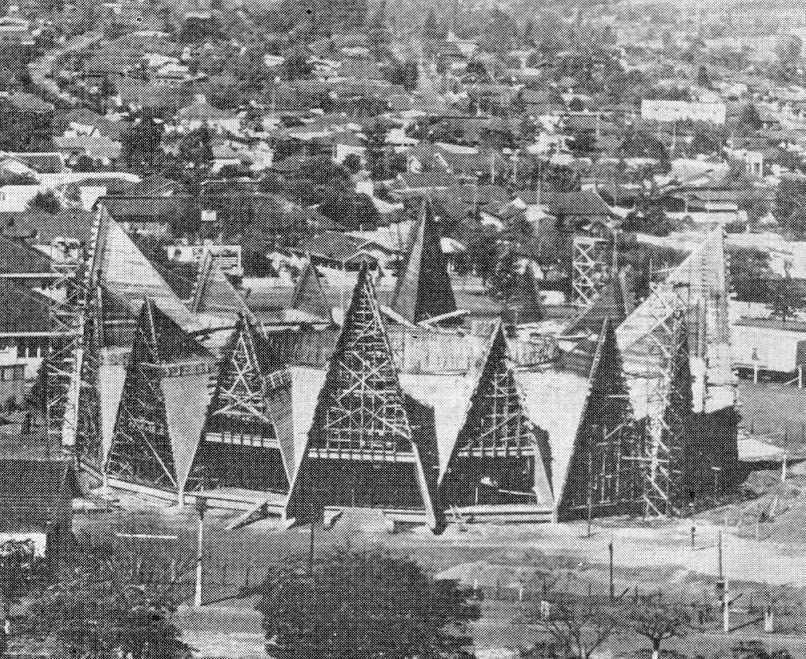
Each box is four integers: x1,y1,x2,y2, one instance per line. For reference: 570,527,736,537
53,135,122,166
176,96,240,134
97,195,194,235
286,230,396,276
0,15,33,46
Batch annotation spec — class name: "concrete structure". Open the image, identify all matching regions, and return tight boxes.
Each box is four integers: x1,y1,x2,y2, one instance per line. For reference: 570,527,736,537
733,318,806,376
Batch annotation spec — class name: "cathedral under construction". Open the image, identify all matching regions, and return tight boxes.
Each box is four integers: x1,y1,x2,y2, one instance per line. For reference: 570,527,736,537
27,197,738,530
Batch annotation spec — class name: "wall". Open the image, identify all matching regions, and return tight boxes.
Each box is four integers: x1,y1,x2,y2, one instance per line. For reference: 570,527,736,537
732,323,803,372
264,327,558,374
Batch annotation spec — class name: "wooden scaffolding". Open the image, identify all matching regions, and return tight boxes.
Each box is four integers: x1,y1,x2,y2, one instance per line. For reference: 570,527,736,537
555,317,642,521
641,310,693,517
440,321,553,509
286,264,438,528
187,314,292,494
571,235,610,307
105,299,213,490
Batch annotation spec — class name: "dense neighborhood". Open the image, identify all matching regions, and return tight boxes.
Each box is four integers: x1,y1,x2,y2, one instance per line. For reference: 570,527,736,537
2,0,806,657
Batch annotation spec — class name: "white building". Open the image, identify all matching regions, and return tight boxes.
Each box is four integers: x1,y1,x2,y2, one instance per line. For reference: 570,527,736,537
733,318,806,374
641,99,727,125
165,243,243,275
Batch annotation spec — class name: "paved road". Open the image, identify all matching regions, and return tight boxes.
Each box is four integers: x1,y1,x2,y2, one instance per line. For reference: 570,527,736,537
28,31,103,102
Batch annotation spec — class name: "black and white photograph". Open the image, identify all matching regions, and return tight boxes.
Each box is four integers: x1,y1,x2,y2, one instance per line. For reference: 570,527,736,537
0,1,800,655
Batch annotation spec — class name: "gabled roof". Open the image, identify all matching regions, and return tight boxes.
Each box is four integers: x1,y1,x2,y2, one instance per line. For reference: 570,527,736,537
394,172,457,191
121,174,185,196
294,231,378,263
3,92,53,114
517,189,612,217
290,259,331,322
0,208,96,245
178,98,237,121
0,232,52,274
0,278,50,333
1,152,64,173
98,195,193,221
0,459,74,532
390,200,457,325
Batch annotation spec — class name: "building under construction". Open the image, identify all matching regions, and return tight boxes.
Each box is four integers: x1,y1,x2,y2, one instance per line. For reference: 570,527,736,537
34,195,738,528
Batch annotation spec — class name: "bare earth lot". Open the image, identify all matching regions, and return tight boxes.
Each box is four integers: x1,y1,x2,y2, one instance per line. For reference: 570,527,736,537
75,495,806,657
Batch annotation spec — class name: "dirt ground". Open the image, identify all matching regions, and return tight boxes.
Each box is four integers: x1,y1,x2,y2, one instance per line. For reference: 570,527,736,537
73,497,806,658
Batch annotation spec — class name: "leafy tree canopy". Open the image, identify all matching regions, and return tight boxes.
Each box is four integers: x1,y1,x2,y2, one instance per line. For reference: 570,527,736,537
256,547,480,659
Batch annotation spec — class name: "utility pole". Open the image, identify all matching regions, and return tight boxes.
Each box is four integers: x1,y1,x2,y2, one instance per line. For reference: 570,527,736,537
608,537,614,601
308,499,316,576
194,492,207,607
587,446,594,537
723,575,730,634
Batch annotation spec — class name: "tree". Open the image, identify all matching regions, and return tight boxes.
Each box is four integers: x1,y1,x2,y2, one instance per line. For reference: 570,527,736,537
423,7,441,41
688,129,722,156
479,7,518,56
728,246,773,303
488,248,520,303
627,599,690,659
28,190,60,215
177,124,214,192
256,546,480,659
121,111,164,174
73,155,96,172
532,599,619,659
771,262,806,323
696,65,711,89
737,103,763,132
283,45,313,80
21,571,192,659
738,188,770,226
733,640,794,659
620,131,669,163
775,34,803,69
367,0,392,58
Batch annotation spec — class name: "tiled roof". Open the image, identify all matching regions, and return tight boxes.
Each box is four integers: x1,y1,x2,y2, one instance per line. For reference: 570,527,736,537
99,195,193,221
0,459,74,532
0,233,52,274
294,231,369,262
1,152,64,173
0,278,50,333
517,189,612,217
3,92,53,113
0,208,96,244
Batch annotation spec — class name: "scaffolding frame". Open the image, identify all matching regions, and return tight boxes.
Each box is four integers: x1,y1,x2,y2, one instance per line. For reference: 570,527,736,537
640,309,690,518
287,265,438,528
571,236,610,307
556,318,640,521
441,322,553,507
105,300,179,489
187,315,291,494
45,252,90,452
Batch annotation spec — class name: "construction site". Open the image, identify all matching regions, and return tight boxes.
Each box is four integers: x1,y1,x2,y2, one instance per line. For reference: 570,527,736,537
7,197,740,532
